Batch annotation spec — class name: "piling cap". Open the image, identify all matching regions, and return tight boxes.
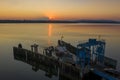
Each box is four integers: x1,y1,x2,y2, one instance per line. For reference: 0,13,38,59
31,44,38,47
34,44,38,47
18,43,22,48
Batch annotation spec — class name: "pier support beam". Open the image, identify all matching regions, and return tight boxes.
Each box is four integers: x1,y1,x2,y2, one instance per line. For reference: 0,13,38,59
31,44,39,53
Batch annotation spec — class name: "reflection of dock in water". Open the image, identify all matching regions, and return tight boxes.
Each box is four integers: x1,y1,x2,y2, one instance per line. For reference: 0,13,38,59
13,47,58,78
59,63,80,80
13,47,81,80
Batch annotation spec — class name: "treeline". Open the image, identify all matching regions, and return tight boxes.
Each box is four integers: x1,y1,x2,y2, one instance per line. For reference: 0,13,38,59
0,20,119,23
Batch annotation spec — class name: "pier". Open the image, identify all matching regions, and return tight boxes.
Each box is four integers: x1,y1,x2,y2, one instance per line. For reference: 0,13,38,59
57,39,120,80
13,38,120,80
13,47,81,80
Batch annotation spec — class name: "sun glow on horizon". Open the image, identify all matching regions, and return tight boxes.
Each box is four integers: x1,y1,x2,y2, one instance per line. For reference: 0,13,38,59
49,16,54,20
48,15,56,20
0,0,120,20
45,12,56,20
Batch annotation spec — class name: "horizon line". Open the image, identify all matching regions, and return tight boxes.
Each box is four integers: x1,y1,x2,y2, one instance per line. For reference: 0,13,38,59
0,19,120,24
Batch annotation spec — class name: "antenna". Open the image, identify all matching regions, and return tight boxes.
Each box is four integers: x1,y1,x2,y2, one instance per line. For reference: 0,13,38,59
61,35,64,41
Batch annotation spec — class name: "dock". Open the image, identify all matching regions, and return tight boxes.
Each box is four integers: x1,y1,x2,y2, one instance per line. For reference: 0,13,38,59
13,38,120,80
57,39,120,80
13,47,81,80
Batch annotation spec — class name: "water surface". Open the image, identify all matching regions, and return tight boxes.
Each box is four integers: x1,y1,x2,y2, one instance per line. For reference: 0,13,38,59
0,23,120,80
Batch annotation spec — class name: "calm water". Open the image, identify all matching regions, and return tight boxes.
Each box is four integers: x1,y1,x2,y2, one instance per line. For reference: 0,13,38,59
0,23,120,80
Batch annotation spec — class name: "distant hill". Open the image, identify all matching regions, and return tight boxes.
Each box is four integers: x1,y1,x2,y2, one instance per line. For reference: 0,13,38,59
0,19,119,24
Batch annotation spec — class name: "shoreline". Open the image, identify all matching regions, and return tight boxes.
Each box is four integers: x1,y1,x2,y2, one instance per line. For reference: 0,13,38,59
0,20,119,24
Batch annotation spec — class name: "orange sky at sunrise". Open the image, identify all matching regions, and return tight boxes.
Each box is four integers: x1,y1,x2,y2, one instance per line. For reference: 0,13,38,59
0,0,120,20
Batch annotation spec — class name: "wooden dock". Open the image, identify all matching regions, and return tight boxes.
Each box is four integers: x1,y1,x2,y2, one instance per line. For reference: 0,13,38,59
13,47,81,80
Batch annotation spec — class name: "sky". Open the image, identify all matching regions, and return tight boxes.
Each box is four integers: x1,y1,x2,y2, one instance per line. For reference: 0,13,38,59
0,0,120,20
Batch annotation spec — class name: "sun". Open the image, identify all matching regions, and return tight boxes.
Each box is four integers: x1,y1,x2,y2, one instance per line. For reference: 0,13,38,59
45,12,56,20
49,16,54,20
